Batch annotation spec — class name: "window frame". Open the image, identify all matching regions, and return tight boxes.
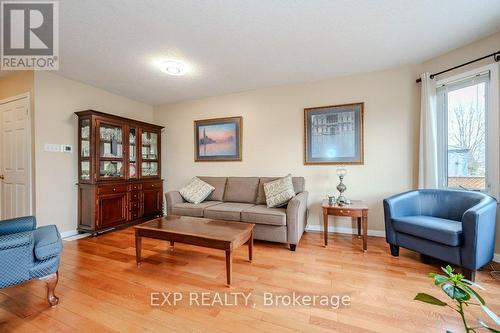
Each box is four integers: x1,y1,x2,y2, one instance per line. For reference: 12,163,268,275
436,62,499,198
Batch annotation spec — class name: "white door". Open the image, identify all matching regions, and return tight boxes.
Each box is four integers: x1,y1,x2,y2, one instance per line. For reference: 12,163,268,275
0,95,32,219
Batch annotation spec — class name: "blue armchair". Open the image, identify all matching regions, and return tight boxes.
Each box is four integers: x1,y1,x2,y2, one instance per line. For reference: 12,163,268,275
0,216,62,306
383,189,497,281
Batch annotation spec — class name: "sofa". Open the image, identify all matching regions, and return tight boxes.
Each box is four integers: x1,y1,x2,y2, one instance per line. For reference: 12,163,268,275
165,176,308,250
0,216,63,306
383,189,497,281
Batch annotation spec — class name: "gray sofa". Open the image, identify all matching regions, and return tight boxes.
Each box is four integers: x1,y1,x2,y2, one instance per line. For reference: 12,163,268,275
165,176,308,250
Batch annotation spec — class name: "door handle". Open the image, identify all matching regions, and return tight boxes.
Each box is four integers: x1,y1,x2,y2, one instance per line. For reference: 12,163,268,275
0,175,4,180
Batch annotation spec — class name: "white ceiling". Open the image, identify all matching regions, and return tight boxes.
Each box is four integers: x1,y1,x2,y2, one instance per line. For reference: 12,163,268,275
57,0,500,105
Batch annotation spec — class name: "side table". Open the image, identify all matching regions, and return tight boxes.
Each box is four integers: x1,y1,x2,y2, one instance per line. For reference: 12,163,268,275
322,200,369,252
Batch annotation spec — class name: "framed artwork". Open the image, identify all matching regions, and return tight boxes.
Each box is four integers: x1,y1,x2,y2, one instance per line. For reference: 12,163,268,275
194,116,242,162
304,102,364,165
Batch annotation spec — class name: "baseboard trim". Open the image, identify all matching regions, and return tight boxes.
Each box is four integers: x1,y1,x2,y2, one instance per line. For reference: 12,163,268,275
305,224,386,237
60,229,78,238
60,229,91,241
494,253,500,263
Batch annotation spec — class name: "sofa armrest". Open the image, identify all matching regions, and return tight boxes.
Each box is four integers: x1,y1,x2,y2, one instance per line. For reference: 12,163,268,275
34,225,63,261
0,231,33,251
383,190,420,244
0,216,36,236
460,197,497,270
287,191,308,246
165,191,185,215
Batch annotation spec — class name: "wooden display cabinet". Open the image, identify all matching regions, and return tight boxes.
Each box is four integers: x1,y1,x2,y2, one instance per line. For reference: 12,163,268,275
76,110,164,235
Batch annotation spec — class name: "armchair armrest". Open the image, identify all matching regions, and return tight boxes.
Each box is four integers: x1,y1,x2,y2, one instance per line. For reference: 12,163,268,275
287,191,308,245
165,191,185,215
0,231,33,250
383,190,420,244
460,196,497,270
34,225,63,261
0,216,36,236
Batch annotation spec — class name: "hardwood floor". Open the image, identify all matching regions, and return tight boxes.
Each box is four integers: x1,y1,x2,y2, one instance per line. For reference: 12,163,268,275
1,228,499,333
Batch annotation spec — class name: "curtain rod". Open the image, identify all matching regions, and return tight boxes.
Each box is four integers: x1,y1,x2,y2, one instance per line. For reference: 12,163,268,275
416,50,500,83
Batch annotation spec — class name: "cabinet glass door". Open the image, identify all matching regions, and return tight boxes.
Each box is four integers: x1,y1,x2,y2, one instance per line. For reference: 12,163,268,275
80,119,91,181
141,130,159,177
129,127,137,178
97,121,124,179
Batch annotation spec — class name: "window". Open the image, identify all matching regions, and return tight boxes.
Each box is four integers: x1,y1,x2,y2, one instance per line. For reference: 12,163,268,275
436,64,499,197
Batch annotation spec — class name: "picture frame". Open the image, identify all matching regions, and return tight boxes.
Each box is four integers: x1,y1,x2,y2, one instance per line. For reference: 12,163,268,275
304,102,364,165
194,116,242,162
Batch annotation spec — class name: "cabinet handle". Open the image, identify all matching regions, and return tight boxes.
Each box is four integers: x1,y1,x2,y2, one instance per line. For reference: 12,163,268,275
113,188,116,192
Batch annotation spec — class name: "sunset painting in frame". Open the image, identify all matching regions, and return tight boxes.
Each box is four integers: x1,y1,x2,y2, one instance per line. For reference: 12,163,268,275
194,116,242,161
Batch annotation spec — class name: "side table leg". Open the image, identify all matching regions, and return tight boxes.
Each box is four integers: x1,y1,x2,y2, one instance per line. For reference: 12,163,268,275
357,217,361,239
362,215,368,252
323,209,328,246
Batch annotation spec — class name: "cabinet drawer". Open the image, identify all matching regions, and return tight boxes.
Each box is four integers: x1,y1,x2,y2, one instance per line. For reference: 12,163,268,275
129,200,140,210
98,184,128,195
129,191,141,202
329,208,362,217
130,208,141,220
128,183,142,191
142,181,162,190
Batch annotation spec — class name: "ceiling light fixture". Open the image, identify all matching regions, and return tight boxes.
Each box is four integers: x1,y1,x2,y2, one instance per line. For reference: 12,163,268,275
161,60,187,76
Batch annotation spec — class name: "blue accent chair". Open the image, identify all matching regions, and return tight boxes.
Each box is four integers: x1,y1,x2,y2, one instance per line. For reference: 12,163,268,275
0,216,62,306
383,189,497,281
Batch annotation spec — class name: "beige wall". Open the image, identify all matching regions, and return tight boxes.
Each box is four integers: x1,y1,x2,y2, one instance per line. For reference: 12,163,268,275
34,72,154,233
0,71,34,100
154,65,421,234
422,31,500,253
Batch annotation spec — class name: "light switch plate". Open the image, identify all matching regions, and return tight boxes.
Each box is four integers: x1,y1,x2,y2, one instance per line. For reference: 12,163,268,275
44,144,61,152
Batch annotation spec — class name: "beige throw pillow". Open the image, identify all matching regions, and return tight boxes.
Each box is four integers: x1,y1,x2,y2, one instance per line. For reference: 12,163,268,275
263,174,296,208
179,177,215,204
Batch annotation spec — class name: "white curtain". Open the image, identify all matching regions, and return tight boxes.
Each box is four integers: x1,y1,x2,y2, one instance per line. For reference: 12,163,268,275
418,73,439,188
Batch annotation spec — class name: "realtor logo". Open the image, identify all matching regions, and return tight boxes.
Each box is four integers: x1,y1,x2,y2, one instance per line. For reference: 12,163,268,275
1,1,59,70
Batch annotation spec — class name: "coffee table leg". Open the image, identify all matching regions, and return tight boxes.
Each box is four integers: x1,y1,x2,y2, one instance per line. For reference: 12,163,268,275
225,250,232,287
248,231,253,262
135,230,142,267
362,215,368,252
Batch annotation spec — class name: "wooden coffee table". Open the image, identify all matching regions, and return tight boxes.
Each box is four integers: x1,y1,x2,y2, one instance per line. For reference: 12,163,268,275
134,215,254,287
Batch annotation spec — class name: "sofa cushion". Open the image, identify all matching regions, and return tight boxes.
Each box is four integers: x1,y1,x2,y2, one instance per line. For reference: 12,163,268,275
172,201,222,217
198,177,227,201
223,177,259,203
179,177,215,204
241,205,286,226
257,177,305,204
392,215,463,246
204,202,255,221
263,175,296,208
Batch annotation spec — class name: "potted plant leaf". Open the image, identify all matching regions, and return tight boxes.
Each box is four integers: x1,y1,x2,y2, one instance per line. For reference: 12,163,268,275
415,265,500,332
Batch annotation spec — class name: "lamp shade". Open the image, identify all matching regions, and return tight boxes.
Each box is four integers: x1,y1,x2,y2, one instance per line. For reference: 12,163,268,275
336,167,347,177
